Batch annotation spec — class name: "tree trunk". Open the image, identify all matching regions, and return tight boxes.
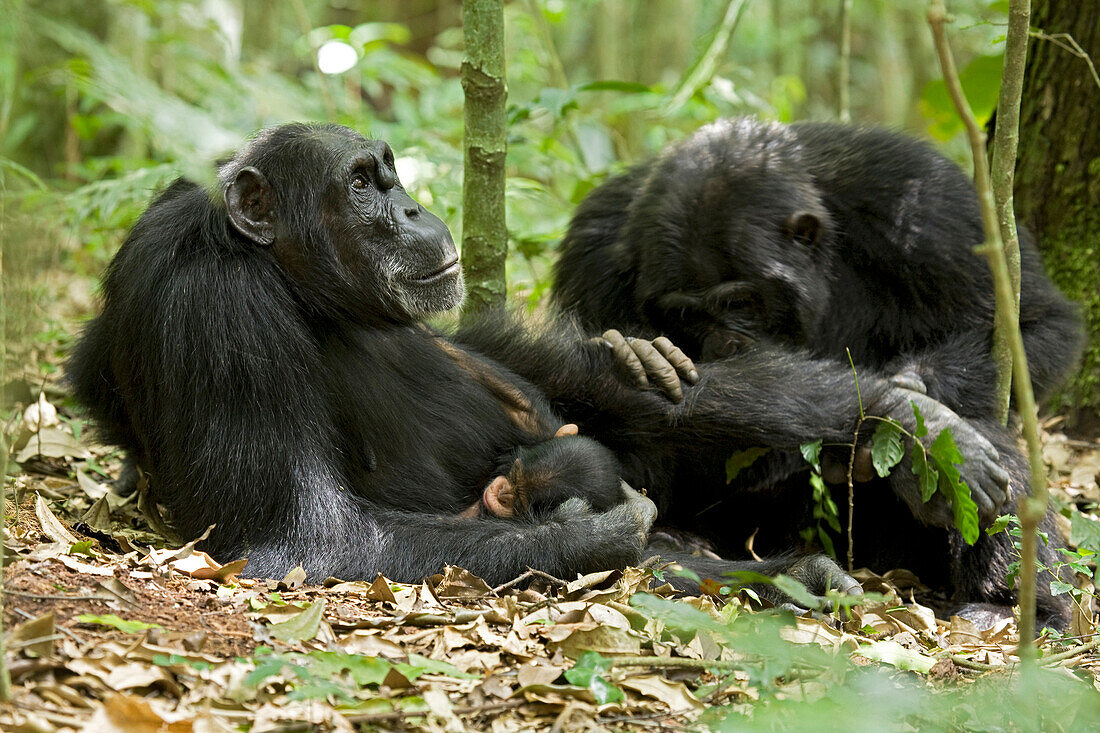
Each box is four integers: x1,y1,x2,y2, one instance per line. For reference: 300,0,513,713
460,0,508,317
1014,0,1100,425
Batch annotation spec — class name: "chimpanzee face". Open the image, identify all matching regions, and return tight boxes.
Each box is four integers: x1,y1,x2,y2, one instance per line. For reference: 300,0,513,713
222,124,464,325
629,125,834,356
327,136,464,321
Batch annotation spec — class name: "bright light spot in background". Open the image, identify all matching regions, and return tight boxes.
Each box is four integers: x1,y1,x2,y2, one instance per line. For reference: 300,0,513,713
394,156,436,206
317,40,358,75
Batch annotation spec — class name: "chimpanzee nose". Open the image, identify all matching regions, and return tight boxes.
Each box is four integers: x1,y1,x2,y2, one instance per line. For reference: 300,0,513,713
405,204,421,219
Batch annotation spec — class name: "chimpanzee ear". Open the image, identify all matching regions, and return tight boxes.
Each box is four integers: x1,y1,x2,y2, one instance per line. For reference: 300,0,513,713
225,166,276,247
784,211,822,246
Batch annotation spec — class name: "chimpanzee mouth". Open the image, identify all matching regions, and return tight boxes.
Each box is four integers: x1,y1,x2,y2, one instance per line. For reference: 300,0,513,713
412,256,461,284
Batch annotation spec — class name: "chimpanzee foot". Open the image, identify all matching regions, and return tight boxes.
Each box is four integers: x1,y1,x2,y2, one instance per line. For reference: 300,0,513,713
765,554,863,614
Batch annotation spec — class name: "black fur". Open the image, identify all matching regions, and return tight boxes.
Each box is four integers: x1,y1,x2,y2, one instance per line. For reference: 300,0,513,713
69,122,890,599
552,118,1083,627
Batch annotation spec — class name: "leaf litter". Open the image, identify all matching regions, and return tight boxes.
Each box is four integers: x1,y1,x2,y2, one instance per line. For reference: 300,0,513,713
2,392,1100,730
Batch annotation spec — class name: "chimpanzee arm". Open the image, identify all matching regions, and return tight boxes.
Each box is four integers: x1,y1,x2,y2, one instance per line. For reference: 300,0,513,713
885,269,1082,420
455,312,1009,527
455,311,879,447
242,483,657,585
109,255,655,588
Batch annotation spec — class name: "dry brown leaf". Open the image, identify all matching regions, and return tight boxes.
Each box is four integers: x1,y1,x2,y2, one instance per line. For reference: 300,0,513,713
553,624,644,659
517,659,567,688
432,565,494,598
168,551,247,582
78,694,192,733
16,427,91,462
35,494,80,545
10,612,56,658
81,496,112,531
619,673,703,712
56,555,113,576
948,615,984,645
76,469,110,500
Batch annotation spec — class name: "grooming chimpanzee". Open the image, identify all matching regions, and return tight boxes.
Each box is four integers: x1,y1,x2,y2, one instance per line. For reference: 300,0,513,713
552,117,1083,627
68,123,1003,609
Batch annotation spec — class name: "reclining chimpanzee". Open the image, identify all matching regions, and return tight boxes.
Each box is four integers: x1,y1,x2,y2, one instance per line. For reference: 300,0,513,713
552,117,1083,627
68,123,1009,609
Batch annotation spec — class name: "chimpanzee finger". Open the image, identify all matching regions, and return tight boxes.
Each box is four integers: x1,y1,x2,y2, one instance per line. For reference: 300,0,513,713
554,423,579,437
969,480,997,521
889,369,927,394
821,446,875,484
600,329,649,388
616,480,658,536
652,336,700,385
852,444,875,483
628,338,684,403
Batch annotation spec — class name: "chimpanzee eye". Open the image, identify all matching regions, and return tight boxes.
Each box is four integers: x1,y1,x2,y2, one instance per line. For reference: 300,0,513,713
350,173,370,190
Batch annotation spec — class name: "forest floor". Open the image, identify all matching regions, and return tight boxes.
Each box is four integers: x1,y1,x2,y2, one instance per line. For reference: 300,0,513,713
3,380,1100,731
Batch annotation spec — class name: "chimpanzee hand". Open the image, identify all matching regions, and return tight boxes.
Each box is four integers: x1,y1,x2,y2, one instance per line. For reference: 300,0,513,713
595,329,699,403
874,387,1010,527
821,368,930,485
553,481,657,564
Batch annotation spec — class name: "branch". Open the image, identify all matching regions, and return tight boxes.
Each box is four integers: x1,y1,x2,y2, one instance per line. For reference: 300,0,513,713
838,0,853,122
927,0,1045,664
989,0,1031,423
664,0,748,112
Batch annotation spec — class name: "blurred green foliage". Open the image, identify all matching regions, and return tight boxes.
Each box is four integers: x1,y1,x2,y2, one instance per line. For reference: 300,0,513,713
0,0,1009,340
630,592,1100,731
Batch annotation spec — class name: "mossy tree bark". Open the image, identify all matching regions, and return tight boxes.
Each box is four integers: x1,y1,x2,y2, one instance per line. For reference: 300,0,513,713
1015,0,1100,422
460,0,507,318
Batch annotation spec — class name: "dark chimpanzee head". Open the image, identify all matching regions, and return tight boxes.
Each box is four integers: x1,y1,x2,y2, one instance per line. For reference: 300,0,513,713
626,118,834,358
219,123,463,325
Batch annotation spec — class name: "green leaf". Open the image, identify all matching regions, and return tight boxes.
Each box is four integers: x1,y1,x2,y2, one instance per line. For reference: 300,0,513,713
245,654,292,686
800,440,823,469
911,445,939,503
771,575,823,610
921,53,1005,140
1050,581,1074,597
564,651,624,704
68,540,97,557
726,446,771,483
268,600,325,642
911,401,928,439
928,429,980,544
858,639,936,673
987,514,1015,536
629,593,727,635
304,650,392,686
578,80,654,94
76,613,161,633
399,653,480,680
871,418,905,477
153,653,212,671
816,526,837,560
1070,512,1100,554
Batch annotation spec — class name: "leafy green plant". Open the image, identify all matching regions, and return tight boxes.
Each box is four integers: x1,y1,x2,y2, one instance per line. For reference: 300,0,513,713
989,512,1097,622
242,648,477,704
564,651,624,704
869,402,980,544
